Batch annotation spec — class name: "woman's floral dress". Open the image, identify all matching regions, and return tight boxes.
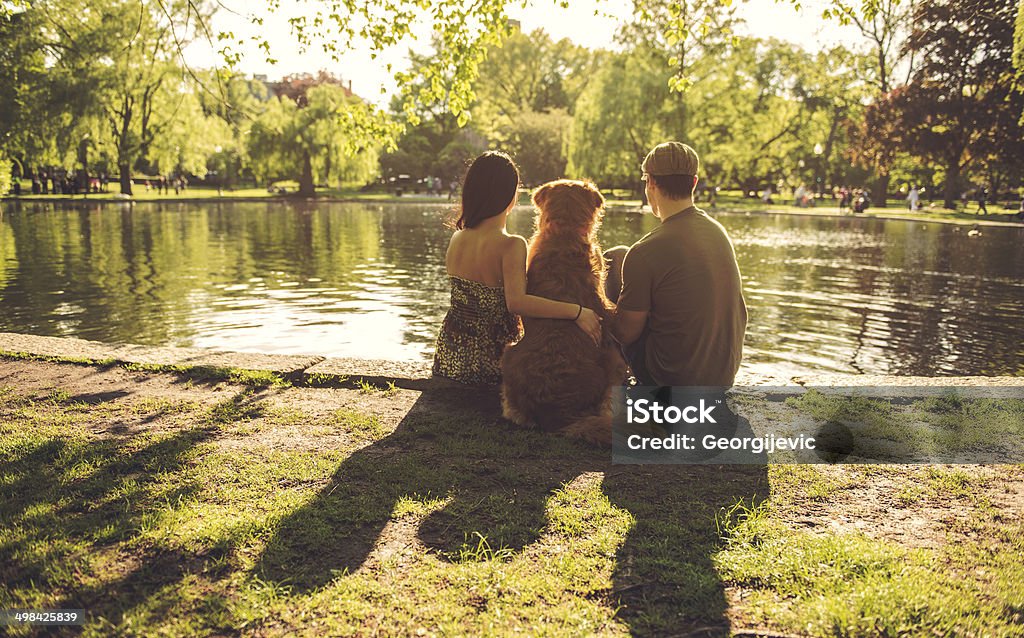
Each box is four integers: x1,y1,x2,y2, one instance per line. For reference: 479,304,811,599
432,276,523,385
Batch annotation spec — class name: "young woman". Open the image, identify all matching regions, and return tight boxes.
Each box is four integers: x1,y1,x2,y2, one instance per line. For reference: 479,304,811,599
433,151,602,385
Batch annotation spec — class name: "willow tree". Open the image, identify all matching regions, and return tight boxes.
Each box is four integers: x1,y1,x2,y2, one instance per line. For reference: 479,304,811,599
13,0,215,194
567,49,675,191
248,84,381,196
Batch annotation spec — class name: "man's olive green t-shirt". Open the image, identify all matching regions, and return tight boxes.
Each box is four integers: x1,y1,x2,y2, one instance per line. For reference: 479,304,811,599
617,206,747,387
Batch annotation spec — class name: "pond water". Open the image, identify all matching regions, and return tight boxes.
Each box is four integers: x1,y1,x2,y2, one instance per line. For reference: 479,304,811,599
1,200,1022,377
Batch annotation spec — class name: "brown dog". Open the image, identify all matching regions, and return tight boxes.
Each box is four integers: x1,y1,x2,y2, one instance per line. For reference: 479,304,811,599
500,180,626,445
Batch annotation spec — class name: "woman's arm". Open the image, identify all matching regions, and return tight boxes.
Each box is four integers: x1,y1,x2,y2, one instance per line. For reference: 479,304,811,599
501,236,602,343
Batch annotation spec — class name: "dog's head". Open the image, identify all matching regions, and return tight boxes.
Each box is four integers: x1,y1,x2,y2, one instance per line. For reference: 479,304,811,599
531,180,605,240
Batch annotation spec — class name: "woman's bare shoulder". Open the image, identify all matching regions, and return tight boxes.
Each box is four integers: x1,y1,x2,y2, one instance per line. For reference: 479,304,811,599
501,233,528,250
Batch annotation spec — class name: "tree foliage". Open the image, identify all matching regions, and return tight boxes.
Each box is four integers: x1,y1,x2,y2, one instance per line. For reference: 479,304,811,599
472,29,597,127
472,28,597,185
1017,0,1024,76
567,35,873,194
875,0,1024,207
248,84,381,195
3,0,1020,202
567,49,676,190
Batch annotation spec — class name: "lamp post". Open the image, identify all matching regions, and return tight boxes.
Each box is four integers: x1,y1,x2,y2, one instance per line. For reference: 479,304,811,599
78,134,92,195
813,143,824,197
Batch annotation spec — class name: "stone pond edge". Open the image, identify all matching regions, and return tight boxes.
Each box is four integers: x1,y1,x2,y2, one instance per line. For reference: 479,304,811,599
2,332,1023,394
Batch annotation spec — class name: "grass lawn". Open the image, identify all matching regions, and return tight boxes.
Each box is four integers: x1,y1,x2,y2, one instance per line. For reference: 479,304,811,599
604,191,1024,226
1,358,1023,636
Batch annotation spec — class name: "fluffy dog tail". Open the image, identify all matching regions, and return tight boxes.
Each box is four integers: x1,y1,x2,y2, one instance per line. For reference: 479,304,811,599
561,414,612,447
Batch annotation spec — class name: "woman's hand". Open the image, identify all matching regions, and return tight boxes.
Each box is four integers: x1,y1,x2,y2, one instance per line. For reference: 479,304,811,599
574,307,602,345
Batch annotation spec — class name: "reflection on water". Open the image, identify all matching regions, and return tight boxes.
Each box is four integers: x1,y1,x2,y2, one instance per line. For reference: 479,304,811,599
1,201,1022,376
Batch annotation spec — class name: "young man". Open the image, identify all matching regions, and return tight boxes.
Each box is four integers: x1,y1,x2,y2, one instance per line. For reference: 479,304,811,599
607,142,747,388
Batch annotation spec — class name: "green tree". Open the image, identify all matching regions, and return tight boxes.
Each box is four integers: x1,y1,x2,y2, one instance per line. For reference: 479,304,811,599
469,28,597,185
28,0,215,194
0,5,95,175
827,0,917,204
147,88,234,178
0,9,48,173
619,0,743,94
380,43,486,183
248,84,380,196
681,39,870,193
883,0,1024,208
567,49,678,191
503,109,572,186
472,29,596,128
196,72,270,188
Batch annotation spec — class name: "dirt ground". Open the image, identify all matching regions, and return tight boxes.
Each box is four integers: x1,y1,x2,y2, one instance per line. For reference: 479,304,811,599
0,358,418,451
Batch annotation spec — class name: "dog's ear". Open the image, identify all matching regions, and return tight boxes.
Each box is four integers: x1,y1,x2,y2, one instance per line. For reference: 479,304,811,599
588,182,605,210
532,183,553,210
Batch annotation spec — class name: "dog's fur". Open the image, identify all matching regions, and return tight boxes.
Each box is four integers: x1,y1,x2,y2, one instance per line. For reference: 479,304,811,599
500,180,626,446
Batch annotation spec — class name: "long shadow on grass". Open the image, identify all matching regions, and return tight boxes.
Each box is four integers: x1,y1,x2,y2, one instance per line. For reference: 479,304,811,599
603,464,768,636
257,385,604,587
257,386,768,636
0,422,225,633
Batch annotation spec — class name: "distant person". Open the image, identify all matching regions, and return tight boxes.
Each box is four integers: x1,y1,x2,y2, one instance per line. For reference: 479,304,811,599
907,185,920,211
448,179,458,201
977,187,988,215
761,186,773,205
853,189,871,214
699,182,717,206
839,187,852,213
432,151,602,385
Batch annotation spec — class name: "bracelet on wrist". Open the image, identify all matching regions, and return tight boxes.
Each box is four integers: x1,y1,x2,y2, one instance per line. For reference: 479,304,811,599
574,304,583,321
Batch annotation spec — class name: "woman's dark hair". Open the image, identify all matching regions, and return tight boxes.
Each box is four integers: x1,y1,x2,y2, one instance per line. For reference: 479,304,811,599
455,151,520,230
